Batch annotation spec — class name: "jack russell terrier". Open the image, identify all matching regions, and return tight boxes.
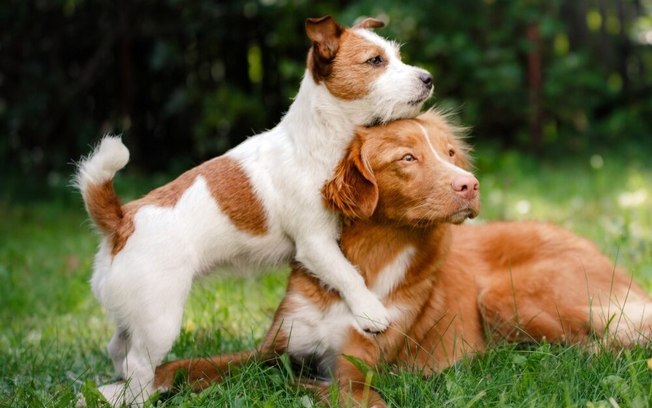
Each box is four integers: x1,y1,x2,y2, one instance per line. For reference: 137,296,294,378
75,16,433,405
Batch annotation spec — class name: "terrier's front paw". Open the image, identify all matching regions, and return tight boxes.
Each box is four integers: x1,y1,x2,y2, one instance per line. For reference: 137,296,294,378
351,295,390,333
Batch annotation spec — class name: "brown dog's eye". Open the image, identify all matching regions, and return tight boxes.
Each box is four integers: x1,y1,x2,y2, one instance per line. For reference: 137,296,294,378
448,149,455,157
402,153,416,162
366,55,384,66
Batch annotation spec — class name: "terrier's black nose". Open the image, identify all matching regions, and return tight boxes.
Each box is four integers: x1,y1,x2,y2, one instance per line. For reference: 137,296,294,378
420,72,433,88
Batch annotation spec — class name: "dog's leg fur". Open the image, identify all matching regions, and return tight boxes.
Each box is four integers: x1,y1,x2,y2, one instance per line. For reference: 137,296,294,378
153,297,293,394
98,252,195,404
294,235,389,332
107,329,130,379
327,330,385,408
153,351,259,392
317,316,429,407
477,279,593,344
475,244,652,347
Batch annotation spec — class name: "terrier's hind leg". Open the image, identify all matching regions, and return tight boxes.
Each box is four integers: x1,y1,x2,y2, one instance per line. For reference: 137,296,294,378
107,328,130,379
98,262,194,406
99,305,189,406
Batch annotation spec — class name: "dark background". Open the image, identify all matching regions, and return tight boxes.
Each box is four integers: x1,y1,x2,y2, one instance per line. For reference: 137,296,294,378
2,0,651,187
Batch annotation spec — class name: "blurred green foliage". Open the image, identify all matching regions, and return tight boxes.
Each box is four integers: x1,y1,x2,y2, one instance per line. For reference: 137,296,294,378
1,0,651,182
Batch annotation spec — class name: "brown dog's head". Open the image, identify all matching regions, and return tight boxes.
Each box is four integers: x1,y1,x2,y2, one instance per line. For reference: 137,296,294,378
323,110,479,227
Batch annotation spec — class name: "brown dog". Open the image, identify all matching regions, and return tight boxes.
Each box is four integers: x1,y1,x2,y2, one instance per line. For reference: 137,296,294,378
154,111,652,407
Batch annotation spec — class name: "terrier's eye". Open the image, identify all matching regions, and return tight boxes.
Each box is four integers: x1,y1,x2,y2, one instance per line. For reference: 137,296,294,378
449,149,456,157
402,153,416,162
366,55,384,66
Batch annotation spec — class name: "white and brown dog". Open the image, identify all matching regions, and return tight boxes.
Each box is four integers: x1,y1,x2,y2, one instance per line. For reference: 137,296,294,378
75,16,433,405
154,111,652,407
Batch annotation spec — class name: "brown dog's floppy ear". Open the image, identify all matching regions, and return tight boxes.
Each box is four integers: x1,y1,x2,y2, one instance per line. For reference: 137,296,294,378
353,17,385,30
306,16,344,82
322,136,378,220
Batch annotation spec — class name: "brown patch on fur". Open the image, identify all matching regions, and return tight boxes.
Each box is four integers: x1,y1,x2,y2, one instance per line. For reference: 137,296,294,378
84,180,125,236
111,211,135,255
203,157,268,236
110,156,267,255
324,30,389,100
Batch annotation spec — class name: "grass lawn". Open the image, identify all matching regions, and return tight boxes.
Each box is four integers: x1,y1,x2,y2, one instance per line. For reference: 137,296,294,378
1,146,651,407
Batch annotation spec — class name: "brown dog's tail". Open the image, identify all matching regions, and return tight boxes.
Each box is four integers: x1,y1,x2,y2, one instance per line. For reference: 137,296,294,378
153,350,259,393
74,136,130,236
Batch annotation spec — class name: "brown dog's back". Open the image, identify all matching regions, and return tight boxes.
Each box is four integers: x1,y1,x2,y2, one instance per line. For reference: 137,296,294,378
447,222,652,347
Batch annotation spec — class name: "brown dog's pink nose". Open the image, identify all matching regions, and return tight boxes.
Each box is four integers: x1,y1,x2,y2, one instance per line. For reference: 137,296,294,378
452,175,479,200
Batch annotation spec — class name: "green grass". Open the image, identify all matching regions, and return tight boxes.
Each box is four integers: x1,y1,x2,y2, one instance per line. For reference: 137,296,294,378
1,147,651,407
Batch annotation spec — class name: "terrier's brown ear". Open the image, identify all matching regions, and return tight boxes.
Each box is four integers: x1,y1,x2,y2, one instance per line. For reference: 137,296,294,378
306,16,344,82
322,136,378,220
353,17,385,30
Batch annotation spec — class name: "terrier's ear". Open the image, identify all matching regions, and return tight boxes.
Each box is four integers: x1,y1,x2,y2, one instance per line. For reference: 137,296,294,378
305,16,344,81
322,135,378,220
353,17,385,30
